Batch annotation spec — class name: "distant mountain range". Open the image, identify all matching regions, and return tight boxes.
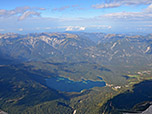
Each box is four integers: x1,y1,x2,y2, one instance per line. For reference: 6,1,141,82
0,32,152,66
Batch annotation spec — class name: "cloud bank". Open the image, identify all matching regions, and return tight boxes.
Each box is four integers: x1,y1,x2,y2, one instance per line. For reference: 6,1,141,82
0,6,45,20
65,26,86,31
92,3,121,9
100,3,152,21
92,0,152,9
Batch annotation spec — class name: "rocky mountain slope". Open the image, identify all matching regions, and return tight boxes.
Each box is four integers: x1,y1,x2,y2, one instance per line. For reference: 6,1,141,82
0,32,152,114
0,32,152,66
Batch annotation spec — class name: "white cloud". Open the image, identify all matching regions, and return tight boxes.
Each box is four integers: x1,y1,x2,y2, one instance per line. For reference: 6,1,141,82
92,0,152,9
45,27,51,30
35,25,110,31
0,6,45,20
65,26,86,31
79,26,86,31
14,6,30,14
107,26,112,29
19,11,40,21
120,0,152,5
18,28,23,31
92,3,121,9
145,4,152,12
98,4,152,21
103,12,142,19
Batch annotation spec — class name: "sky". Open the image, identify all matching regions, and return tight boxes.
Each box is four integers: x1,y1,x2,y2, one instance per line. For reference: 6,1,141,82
0,0,152,33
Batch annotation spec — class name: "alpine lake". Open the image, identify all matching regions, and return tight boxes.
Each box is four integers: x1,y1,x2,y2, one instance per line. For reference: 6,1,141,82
46,76,106,92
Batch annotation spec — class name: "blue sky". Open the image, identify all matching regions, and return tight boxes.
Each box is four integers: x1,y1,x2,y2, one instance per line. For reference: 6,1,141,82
1,0,152,33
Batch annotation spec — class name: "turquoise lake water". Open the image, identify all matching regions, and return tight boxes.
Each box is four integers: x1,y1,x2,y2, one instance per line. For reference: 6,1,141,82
46,76,106,92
